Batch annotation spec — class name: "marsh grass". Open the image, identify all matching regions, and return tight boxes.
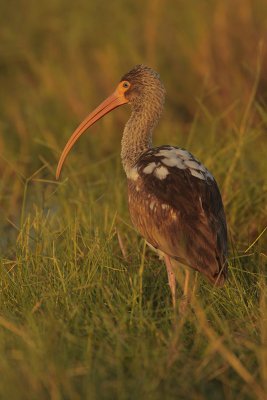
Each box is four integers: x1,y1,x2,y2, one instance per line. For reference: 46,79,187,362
0,0,267,399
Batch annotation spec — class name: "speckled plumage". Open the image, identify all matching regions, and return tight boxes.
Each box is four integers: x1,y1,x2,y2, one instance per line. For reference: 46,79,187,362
120,65,166,177
128,146,227,285
120,65,228,286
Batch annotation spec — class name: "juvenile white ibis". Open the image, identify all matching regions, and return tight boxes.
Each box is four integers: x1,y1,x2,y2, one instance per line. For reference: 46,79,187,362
56,65,227,310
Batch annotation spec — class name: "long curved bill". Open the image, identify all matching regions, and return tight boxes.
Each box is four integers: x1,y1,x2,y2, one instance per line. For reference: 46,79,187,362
56,88,128,179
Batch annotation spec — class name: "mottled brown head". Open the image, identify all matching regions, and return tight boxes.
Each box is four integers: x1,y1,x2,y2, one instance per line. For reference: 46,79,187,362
56,65,165,179
119,64,165,111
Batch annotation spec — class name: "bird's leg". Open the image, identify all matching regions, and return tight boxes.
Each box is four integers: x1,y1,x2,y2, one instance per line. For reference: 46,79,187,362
179,269,191,314
164,254,176,308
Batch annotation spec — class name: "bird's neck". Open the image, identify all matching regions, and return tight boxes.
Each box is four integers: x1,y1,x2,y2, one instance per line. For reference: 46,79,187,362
121,98,164,177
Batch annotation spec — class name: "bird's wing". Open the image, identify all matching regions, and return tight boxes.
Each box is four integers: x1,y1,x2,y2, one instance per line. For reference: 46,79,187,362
129,146,228,285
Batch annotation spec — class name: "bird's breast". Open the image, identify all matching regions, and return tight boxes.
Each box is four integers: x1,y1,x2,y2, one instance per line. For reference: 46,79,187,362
127,176,182,254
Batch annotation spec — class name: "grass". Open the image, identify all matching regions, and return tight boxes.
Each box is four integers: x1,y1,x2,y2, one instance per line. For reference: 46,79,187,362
0,0,267,399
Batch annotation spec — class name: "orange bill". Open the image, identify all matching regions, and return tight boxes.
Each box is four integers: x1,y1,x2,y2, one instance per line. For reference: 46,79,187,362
56,88,129,179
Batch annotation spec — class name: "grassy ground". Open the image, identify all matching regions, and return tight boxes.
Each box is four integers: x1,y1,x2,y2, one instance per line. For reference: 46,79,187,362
0,0,267,399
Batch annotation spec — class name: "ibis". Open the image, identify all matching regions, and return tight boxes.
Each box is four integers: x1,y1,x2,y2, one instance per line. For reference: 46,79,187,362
56,65,228,310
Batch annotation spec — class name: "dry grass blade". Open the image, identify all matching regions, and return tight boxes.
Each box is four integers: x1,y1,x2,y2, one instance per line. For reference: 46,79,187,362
0,316,35,348
193,300,266,400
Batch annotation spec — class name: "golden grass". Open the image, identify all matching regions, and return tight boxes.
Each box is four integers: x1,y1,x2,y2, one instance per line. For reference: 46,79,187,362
0,0,266,399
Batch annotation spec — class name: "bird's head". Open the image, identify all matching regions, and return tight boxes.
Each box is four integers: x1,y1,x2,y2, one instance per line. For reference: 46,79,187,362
120,64,165,110
56,65,165,179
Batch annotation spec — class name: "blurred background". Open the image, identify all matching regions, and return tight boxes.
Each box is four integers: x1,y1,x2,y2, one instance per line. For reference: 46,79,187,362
0,2,266,398
0,0,266,248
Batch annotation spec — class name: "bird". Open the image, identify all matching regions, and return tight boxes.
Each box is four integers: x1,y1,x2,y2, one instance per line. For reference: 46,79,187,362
56,64,228,311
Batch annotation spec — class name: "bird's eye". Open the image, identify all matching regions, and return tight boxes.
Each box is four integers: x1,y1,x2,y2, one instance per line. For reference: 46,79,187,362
122,81,130,89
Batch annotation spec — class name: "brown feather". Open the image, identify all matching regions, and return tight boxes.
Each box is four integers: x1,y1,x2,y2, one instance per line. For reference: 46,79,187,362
128,146,228,286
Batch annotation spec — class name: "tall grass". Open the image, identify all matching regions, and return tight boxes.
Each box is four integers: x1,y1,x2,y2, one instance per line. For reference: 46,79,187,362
0,0,266,399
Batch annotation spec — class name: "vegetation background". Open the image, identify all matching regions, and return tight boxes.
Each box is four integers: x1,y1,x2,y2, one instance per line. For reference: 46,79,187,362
0,0,266,399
